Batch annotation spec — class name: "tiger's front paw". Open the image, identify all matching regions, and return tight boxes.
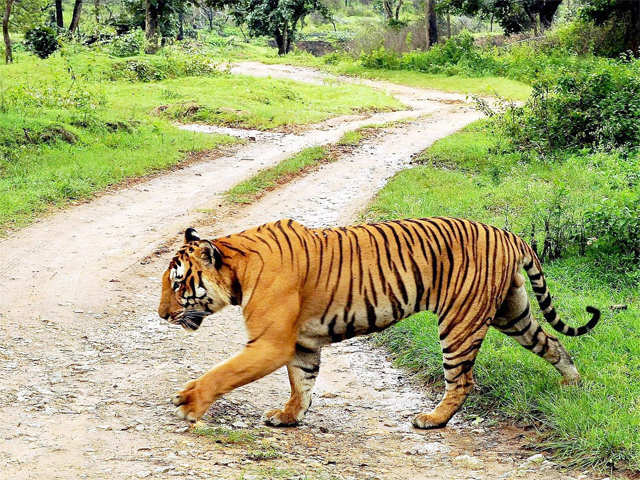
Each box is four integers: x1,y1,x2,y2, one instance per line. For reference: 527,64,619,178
412,413,448,430
172,380,212,423
263,409,299,427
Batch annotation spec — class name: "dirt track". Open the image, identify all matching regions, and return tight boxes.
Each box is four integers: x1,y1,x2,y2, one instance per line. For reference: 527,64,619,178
0,64,602,480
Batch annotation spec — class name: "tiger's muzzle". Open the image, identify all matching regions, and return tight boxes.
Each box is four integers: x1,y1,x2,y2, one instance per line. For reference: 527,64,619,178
170,310,210,331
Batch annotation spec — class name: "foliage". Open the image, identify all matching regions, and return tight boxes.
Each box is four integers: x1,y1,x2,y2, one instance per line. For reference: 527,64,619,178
109,29,145,57
496,66,640,152
24,26,59,59
580,0,640,54
210,0,330,54
446,0,562,34
584,189,640,260
1,0,49,32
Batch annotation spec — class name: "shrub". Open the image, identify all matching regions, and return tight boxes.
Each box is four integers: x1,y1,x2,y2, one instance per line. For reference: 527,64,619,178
109,53,220,82
496,66,640,152
584,190,640,260
361,32,502,77
109,29,145,57
24,26,59,59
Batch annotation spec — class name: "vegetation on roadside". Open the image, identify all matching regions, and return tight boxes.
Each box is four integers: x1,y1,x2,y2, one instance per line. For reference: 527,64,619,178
0,41,400,233
193,424,257,444
225,124,386,204
366,118,640,470
225,146,332,204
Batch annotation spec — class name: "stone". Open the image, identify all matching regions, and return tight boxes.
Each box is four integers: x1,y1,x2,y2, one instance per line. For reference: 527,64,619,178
525,453,545,465
453,454,483,469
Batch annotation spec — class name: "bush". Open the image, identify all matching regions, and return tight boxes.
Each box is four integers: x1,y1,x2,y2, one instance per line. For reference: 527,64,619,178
109,52,220,82
361,32,502,77
497,66,640,152
24,26,59,59
584,190,640,259
109,29,145,57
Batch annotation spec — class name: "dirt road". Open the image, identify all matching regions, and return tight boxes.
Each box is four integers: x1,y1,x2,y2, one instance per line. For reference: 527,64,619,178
0,64,600,480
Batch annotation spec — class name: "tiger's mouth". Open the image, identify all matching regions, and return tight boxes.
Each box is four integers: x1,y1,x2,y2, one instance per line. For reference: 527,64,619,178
170,310,210,331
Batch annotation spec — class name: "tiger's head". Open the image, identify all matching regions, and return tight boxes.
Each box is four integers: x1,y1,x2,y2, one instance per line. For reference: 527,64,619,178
158,228,234,331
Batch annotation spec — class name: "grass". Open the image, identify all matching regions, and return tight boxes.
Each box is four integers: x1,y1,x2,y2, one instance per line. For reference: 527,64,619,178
239,49,532,101
192,424,257,444
327,63,533,101
225,123,387,205
0,48,401,233
225,146,331,204
365,121,640,471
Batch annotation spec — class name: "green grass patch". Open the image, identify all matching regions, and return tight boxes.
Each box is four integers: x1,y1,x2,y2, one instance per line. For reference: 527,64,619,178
365,121,640,470
192,424,257,444
330,64,532,101
245,441,282,461
225,146,331,204
336,129,365,146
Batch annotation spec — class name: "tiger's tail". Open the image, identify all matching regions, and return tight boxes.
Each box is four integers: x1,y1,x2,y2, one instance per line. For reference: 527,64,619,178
522,245,600,337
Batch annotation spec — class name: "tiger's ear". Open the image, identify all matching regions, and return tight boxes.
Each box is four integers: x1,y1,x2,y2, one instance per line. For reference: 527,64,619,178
200,240,222,269
184,227,200,243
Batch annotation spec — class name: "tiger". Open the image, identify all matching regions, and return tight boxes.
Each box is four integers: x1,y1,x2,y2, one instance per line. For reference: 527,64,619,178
158,218,600,428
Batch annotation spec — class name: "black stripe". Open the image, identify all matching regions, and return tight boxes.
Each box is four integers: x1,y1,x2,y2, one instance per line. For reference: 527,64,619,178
539,294,552,310
295,343,315,354
499,304,530,330
504,321,532,337
296,364,320,374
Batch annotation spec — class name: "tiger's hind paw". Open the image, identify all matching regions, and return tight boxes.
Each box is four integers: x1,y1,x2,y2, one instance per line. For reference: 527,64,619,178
412,413,448,430
263,409,299,427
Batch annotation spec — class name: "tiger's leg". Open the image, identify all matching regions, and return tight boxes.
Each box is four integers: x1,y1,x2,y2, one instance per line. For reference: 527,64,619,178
263,345,321,427
493,281,580,384
413,316,490,429
172,296,300,423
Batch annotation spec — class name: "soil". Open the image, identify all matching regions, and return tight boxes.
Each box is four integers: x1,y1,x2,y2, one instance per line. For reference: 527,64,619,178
0,63,607,480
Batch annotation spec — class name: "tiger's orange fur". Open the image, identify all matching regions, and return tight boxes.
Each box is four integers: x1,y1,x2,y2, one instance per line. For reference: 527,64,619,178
158,218,600,427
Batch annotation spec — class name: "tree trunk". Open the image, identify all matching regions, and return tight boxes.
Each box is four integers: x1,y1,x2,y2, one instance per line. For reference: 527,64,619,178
145,0,159,53
383,0,393,20
447,12,451,38
177,10,184,40
3,0,13,63
425,0,431,47
55,0,64,28
425,0,437,47
394,0,403,21
93,0,100,23
69,0,83,34
275,30,285,55
539,0,561,29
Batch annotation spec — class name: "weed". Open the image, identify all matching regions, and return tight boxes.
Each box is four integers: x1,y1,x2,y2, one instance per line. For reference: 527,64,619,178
192,424,256,444
225,146,331,204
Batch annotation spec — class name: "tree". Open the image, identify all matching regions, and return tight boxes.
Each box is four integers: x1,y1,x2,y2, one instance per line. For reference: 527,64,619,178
382,0,403,22
55,0,63,27
425,0,437,47
3,0,13,63
445,0,562,35
581,0,640,54
212,0,330,55
69,0,83,33
144,0,163,52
